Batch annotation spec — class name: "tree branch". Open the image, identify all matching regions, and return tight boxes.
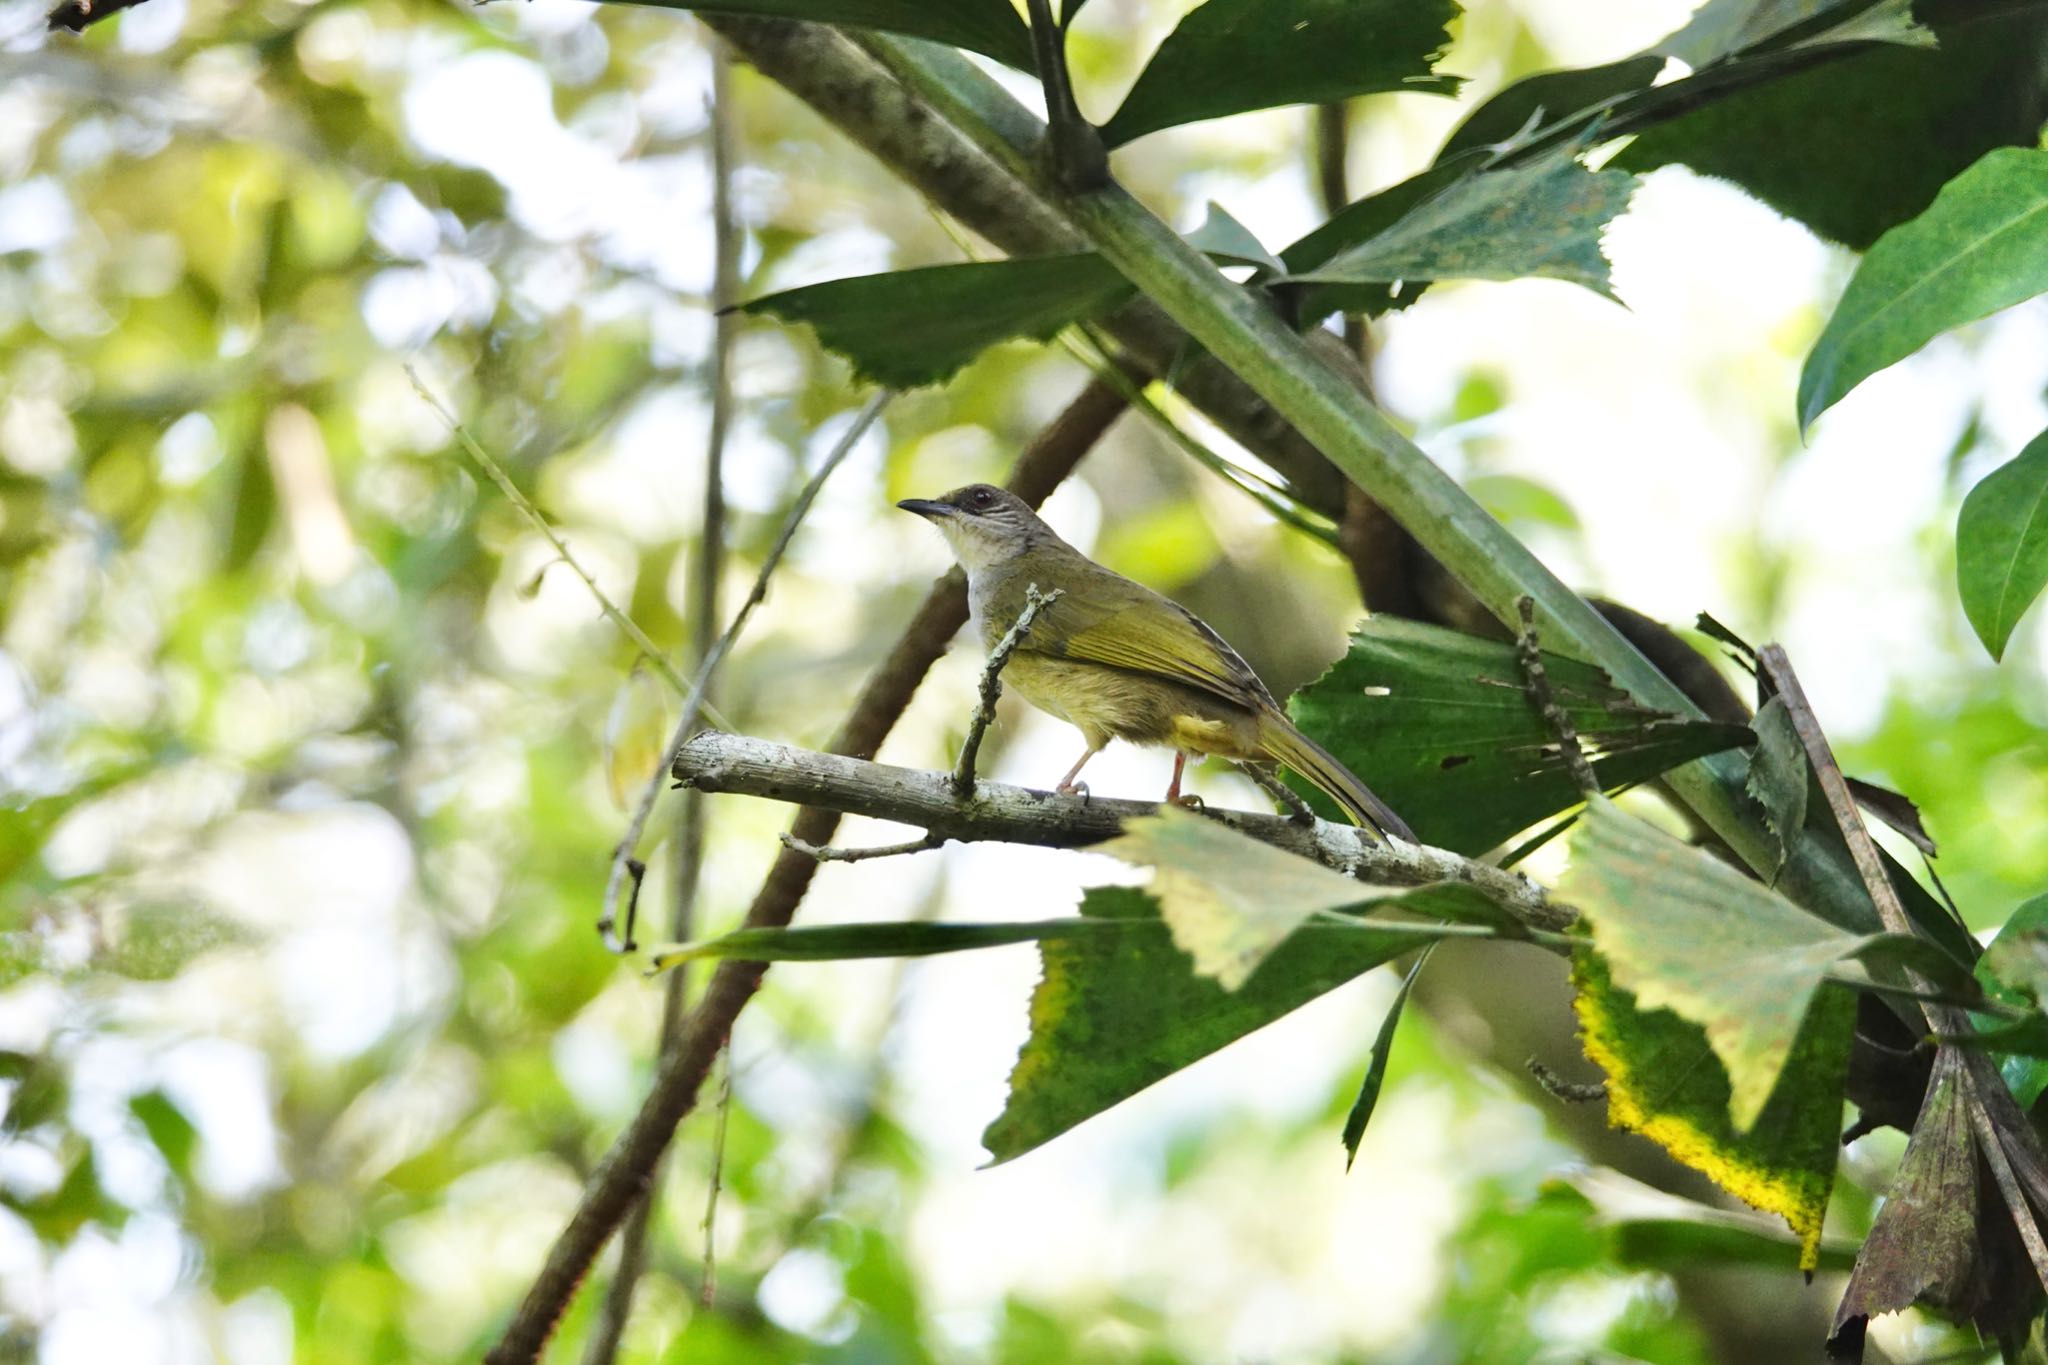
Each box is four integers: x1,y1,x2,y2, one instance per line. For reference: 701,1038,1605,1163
483,372,1130,1365
672,730,1573,933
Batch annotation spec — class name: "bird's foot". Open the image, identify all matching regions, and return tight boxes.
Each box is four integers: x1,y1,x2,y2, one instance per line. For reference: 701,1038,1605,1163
1057,780,1091,802
1172,792,1206,810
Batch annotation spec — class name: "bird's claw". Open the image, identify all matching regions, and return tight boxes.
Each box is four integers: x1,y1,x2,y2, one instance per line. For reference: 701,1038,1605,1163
1172,793,1206,810
1057,780,1091,802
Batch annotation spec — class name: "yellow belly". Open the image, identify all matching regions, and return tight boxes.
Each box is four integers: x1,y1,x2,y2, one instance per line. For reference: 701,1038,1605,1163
1000,653,1262,759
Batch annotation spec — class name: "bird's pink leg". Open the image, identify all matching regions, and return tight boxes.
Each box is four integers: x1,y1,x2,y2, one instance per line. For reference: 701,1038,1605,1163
1164,752,1203,807
1056,745,1101,796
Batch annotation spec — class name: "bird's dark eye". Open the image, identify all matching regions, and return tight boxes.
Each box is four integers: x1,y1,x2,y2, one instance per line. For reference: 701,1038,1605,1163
968,488,994,511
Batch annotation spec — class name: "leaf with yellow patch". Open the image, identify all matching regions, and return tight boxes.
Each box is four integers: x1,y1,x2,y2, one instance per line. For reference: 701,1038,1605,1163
1573,949,1852,1271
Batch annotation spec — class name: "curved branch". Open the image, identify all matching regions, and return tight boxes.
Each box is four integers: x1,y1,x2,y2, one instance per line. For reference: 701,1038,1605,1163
672,730,1573,934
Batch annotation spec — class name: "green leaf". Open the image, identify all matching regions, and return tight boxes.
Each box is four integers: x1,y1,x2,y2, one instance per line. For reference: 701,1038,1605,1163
1563,798,1875,1130
1618,3,2048,250
1183,203,1283,274
1340,947,1428,1168
742,255,1135,389
103,902,259,981
1287,616,1753,855
648,918,1109,970
982,887,1431,1162
1280,155,1477,320
609,0,1033,68
1612,1214,1860,1275
1572,949,1852,1271
1975,891,2048,1106
1095,807,1407,989
1437,56,1666,162
1098,0,1461,149
1745,696,1809,881
1800,149,2048,429
1280,152,1636,299
1957,427,2048,661
1658,0,1928,65
129,1090,200,1188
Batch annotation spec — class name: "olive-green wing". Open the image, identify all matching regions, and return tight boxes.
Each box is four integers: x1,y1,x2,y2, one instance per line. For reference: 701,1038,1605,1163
1028,575,1272,708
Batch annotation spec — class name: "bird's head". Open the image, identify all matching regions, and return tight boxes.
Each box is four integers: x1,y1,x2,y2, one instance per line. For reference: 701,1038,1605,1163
896,483,1046,572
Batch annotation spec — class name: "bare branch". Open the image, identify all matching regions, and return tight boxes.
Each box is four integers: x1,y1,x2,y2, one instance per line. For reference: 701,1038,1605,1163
1515,596,1599,799
952,583,1061,797
600,391,891,953
780,830,942,863
673,730,1573,933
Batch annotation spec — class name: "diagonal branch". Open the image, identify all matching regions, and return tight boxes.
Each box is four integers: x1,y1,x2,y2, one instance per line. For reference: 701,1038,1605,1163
673,730,1573,933
483,372,1131,1365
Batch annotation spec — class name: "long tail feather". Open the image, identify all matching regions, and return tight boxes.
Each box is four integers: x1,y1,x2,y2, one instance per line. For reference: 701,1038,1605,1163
1256,711,1416,843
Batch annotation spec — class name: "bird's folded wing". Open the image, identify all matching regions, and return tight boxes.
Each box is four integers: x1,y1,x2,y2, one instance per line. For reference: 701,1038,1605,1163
1035,593,1269,709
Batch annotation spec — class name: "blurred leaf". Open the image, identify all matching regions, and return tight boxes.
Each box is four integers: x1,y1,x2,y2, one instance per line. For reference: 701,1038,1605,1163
1287,616,1753,855
1800,149,2048,429
1976,893,2048,1106
1098,0,1462,148
103,902,259,981
742,256,1134,389
1438,56,1666,161
1281,152,1636,299
982,887,1431,1162
1565,798,1902,1129
129,1090,199,1188
1183,203,1283,273
1957,427,2048,661
603,667,672,810
7,1144,127,1242
1466,473,1581,531
1659,0,1928,65
649,918,1106,970
1573,949,1852,1271
1612,1213,1860,1274
1618,1,2048,249
1747,696,1809,881
608,0,1034,68
1845,776,1937,856
1340,946,1428,1168
1095,807,1407,989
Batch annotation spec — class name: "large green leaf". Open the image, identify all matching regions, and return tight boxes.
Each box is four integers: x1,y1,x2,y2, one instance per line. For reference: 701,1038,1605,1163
1799,148,2048,429
1279,152,1636,299
611,0,1034,68
1573,950,1853,1271
1618,1,2048,249
1975,891,2048,1108
982,887,1431,1162
1957,427,2048,662
1563,798,1886,1130
1287,616,1753,855
741,256,1134,389
1657,0,1930,65
1279,155,1477,321
1098,0,1461,149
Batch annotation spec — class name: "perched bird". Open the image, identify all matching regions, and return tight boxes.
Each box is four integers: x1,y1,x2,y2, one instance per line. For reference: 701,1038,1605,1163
898,483,1413,842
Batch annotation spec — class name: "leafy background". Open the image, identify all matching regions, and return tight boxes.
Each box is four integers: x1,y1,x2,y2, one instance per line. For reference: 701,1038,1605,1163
2,0,2047,1362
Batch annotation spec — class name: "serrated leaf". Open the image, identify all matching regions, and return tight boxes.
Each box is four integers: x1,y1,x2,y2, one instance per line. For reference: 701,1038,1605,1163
982,887,1431,1162
1800,149,2048,429
1099,0,1461,149
1957,427,2048,661
1747,696,1809,881
742,256,1134,389
1658,0,1927,65
612,0,1033,68
1287,616,1752,855
1280,155,1477,320
1280,152,1636,299
1437,56,1666,162
1095,807,1405,989
1341,947,1428,1168
1572,949,1852,1271
1619,4,2048,250
1564,798,1877,1130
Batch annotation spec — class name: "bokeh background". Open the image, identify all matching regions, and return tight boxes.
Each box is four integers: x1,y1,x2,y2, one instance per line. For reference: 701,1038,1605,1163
3,0,2046,1361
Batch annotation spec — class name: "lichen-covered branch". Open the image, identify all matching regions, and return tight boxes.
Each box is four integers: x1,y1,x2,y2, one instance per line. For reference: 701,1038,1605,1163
672,729,1574,933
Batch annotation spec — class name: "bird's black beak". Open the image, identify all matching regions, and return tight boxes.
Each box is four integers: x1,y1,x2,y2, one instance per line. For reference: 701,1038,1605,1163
896,498,955,519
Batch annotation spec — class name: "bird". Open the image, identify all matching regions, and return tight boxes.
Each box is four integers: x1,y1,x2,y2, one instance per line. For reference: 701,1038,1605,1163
898,483,1413,842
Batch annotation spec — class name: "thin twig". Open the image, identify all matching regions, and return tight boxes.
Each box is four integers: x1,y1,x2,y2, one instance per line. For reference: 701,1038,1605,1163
407,364,717,716
952,584,1061,797
582,41,745,1365
600,390,891,952
1515,596,1599,799
780,830,943,863
1527,1059,1608,1104
673,730,1573,933
701,1045,732,1307
484,376,1127,1365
